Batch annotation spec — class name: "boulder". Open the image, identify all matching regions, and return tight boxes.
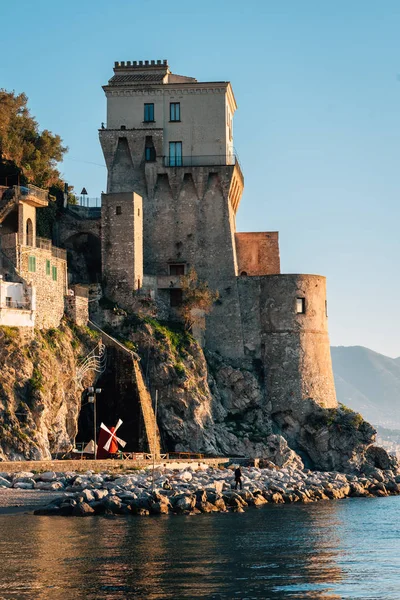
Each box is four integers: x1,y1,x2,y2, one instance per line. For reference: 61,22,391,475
72,502,95,516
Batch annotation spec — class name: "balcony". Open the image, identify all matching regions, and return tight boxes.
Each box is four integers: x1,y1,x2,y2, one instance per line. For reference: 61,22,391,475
157,275,181,289
163,154,238,168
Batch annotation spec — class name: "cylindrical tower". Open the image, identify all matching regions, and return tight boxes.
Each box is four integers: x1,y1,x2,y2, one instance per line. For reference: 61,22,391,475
259,274,337,412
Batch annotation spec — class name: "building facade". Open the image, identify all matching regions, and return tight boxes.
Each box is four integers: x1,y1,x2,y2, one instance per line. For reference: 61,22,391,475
99,60,337,409
0,185,68,328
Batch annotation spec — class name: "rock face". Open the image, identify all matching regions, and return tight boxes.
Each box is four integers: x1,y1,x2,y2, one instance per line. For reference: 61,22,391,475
0,313,395,475
0,322,95,460
116,315,394,474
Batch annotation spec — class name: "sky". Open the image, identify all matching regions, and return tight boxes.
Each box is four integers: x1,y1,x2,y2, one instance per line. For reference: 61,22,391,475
1,0,399,357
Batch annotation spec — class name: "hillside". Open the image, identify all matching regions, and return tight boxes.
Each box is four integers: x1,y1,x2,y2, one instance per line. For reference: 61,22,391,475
331,346,400,431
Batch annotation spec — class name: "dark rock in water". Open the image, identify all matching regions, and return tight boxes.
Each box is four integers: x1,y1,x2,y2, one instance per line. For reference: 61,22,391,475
103,496,122,513
72,502,95,517
34,506,61,516
131,507,150,516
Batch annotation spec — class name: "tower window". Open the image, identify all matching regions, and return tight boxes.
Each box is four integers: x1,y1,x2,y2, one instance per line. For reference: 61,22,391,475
170,102,181,122
169,141,182,166
144,103,154,122
52,266,58,281
116,206,122,215
145,147,156,161
169,264,185,276
296,298,305,314
46,259,50,276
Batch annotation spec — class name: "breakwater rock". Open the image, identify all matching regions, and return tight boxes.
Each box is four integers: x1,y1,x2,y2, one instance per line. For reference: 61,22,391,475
1,463,397,517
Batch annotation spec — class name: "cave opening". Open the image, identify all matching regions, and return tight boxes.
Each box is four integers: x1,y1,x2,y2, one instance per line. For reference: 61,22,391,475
76,347,146,452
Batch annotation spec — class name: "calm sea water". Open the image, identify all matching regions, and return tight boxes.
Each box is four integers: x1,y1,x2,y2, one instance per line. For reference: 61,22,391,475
0,497,399,599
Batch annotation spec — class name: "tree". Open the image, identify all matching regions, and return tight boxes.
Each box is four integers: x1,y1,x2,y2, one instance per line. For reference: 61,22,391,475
178,268,219,331
0,90,67,188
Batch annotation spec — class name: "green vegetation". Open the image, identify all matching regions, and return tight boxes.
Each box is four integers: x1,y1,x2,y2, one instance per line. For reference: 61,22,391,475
0,89,67,188
179,268,219,331
0,326,19,342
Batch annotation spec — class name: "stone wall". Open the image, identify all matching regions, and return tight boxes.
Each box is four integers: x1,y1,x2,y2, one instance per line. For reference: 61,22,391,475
235,232,280,276
19,246,67,329
238,274,337,410
101,192,143,309
64,285,89,326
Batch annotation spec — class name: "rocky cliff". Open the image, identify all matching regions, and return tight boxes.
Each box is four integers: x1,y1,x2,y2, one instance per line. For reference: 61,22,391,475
0,315,395,474
104,313,392,474
0,322,97,460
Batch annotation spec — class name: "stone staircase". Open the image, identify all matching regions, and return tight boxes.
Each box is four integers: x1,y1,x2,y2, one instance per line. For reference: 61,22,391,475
88,320,161,456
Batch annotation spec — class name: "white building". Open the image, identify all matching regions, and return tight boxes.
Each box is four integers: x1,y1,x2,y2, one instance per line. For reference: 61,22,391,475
0,278,35,327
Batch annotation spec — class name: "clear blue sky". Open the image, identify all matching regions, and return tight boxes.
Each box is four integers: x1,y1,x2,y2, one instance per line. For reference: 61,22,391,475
1,0,399,357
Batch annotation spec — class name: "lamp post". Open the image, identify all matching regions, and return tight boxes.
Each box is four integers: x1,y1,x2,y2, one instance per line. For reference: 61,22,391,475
87,387,102,458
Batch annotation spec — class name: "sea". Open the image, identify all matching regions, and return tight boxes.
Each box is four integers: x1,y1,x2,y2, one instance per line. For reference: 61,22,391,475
0,496,399,599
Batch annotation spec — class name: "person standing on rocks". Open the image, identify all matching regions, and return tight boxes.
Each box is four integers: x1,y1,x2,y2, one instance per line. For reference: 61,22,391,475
234,466,243,490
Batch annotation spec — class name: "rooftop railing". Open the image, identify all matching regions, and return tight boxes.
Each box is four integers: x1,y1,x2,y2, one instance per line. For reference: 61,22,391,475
14,184,48,204
163,154,238,168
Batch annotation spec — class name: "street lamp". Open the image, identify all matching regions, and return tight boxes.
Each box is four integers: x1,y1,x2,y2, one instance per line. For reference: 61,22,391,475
87,387,102,459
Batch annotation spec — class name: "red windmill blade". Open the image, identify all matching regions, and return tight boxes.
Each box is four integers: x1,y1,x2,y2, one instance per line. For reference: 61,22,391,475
100,419,127,452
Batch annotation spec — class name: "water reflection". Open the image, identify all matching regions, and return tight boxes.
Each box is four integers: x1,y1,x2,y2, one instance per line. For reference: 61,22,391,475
0,498,399,599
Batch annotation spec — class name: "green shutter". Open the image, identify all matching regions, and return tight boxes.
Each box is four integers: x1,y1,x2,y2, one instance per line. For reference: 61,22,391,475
28,256,36,272
46,260,50,275
52,266,57,281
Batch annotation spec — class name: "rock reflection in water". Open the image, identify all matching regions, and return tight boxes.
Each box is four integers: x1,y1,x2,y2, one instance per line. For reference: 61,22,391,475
0,498,399,599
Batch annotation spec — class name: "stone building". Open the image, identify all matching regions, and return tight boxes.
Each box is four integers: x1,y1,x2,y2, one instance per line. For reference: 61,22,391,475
98,60,337,409
0,185,68,328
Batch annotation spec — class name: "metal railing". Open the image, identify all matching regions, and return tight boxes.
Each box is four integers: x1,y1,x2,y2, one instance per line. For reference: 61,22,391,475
14,184,48,204
0,299,31,310
163,154,238,168
67,204,101,220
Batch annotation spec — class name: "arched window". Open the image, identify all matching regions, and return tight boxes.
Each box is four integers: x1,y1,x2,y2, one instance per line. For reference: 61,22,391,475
240,271,248,277
26,218,33,247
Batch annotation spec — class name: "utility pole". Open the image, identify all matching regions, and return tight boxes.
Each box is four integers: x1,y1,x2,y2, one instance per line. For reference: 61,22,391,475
151,389,158,492
87,387,102,459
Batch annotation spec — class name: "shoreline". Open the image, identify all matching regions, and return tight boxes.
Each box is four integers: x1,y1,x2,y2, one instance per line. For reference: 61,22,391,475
2,462,400,517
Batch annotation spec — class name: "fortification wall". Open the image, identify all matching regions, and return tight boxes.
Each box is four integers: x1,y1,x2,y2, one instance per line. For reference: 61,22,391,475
235,232,280,276
237,274,337,410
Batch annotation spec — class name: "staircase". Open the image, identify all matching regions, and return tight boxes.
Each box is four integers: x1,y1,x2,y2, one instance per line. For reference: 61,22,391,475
87,320,161,456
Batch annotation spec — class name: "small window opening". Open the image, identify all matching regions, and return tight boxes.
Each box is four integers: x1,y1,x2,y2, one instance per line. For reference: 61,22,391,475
52,266,58,281
46,259,50,276
138,208,140,217
137,279,141,289
144,103,154,122
116,206,122,215
170,102,181,122
145,136,156,161
170,288,183,307
296,298,305,314
240,271,248,277
5,297,12,308
28,255,36,273
169,264,185,276
325,300,328,317
120,125,126,130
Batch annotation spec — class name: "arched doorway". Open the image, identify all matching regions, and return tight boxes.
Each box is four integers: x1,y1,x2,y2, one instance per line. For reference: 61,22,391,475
26,218,33,247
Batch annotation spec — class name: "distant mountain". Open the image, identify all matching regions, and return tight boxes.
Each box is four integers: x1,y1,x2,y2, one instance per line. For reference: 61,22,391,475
331,346,400,431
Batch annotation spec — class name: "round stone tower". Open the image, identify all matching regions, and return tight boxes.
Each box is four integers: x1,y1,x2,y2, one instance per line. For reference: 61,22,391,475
259,274,337,413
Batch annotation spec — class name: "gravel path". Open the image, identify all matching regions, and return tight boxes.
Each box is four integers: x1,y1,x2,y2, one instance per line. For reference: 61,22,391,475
0,489,62,514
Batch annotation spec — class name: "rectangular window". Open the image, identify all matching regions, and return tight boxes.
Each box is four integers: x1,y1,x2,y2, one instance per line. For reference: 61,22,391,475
169,141,182,167
144,103,154,122
116,206,122,215
170,288,183,307
28,256,36,273
325,300,328,317
52,266,58,281
296,298,305,314
145,147,156,162
46,259,50,276
170,102,180,121
5,297,12,308
169,264,185,276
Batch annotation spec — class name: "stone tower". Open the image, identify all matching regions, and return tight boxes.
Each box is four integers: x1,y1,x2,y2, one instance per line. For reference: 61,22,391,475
99,60,337,409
